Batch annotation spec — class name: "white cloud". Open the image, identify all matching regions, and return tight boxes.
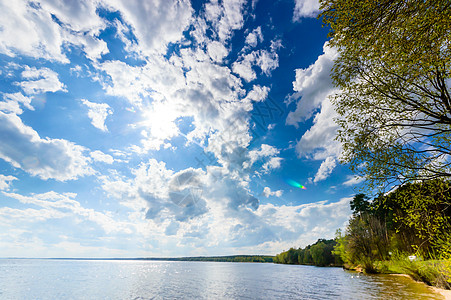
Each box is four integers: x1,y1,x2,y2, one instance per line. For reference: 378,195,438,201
0,112,93,181
232,48,279,82
263,187,283,198
296,97,341,160
205,0,246,42
262,156,283,173
343,175,365,186
90,150,114,164
0,1,68,62
18,66,67,95
256,49,279,75
286,43,338,126
244,26,263,49
245,144,282,174
287,43,341,181
39,0,108,60
99,157,353,253
232,52,257,82
293,0,320,21
243,85,269,102
98,42,251,154
248,144,279,165
0,0,107,63
81,99,113,132
38,0,104,33
0,92,33,115
207,41,229,63
102,159,208,223
2,191,133,235
313,156,337,183
0,175,17,190
104,0,193,55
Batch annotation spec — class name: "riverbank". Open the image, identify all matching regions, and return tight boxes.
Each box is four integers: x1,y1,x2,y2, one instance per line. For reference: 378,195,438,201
390,274,451,300
431,286,451,300
344,260,451,298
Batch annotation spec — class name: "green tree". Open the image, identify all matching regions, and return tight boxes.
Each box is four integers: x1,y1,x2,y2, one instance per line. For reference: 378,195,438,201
350,193,371,215
287,248,299,264
311,242,327,266
303,248,313,265
319,0,451,191
386,180,451,257
333,229,351,265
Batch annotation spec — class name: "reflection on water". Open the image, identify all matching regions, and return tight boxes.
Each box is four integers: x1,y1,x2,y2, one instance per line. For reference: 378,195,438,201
0,259,444,299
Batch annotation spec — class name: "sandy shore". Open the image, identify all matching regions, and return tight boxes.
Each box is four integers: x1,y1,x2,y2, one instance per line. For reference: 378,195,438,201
390,274,451,299
430,287,451,300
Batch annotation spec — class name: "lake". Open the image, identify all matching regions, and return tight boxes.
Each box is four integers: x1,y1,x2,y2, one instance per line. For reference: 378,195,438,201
0,259,443,299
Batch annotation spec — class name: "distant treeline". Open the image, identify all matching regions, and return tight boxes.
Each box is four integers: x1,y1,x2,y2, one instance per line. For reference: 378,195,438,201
274,239,341,267
141,255,274,263
47,256,274,263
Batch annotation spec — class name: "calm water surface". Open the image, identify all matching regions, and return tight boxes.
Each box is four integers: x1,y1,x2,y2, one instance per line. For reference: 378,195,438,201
0,259,443,299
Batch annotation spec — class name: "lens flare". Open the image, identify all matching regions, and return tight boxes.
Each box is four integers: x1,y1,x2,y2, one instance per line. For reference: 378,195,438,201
287,179,307,189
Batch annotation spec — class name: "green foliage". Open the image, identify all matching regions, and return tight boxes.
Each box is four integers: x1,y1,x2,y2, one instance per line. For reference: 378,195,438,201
350,193,371,215
319,0,451,191
384,180,451,257
334,180,451,279
332,229,349,265
274,239,340,267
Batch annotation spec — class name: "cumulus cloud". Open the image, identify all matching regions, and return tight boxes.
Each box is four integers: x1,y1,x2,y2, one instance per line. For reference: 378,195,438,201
207,41,229,63
232,48,279,82
248,196,351,251
90,150,114,164
0,93,33,115
105,0,193,54
256,49,279,75
18,66,67,95
0,1,68,62
0,112,93,181
313,156,337,183
0,0,107,62
2,191,133,234
205,0,246,42
262,157,283,173
102,159,208,223
263,187,283,198
296,97,341,160
243,85,269,102
39,0,104,32
98,156,354,252
293,0,320,20
245,26,263,49
232,52,257,82
286,44,338,126
0,175,17,190
98,39,250,153
101,158,261,241
81,99,113,132
248,144,279,165
287,43,340,182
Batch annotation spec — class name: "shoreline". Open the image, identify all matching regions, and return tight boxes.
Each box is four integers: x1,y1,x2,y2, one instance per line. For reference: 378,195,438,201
343,264,450,299
389,273,451,299
430,286,451,300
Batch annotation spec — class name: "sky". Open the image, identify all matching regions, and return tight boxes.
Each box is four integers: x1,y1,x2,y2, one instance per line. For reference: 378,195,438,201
0,0,365,258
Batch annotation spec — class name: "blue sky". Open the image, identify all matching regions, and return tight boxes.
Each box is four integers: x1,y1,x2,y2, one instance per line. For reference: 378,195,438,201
0,0,364,258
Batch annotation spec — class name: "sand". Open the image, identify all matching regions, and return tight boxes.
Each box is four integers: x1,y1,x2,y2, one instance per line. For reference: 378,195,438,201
430,287,451,300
